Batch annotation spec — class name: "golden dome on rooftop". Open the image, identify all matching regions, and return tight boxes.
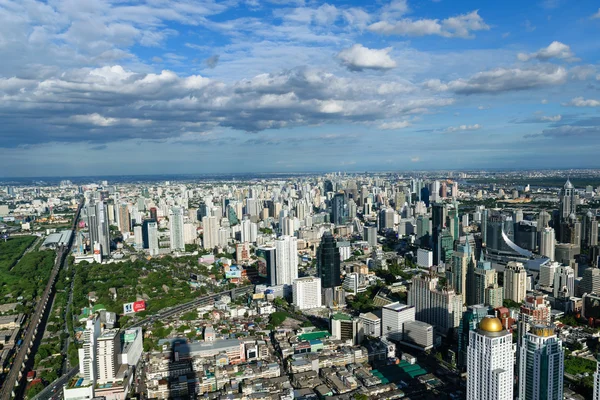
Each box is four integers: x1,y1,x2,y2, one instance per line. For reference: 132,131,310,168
479,316,504,333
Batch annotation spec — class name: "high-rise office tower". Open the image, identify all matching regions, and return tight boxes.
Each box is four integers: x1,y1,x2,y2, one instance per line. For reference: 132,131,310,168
275,236,298,286
96,201,111,257
580,267,600,296
458,304,489,368
416,215,430,245
449,239,475,298
331,193,347,226
317,231,341,289
256,246,277,285
539,262,558,287
553,265,575,298
584,210,599,248
169,206,185,252
466,316,514,400
202,216,219,250
79,317,100,382
504,261,527,303
559,179,577,220
408,273,463,334
96,329,120,384
378,207,395,231
363,226,378,248
149,206,158,221
118,203,131,234
539,227,555,260
86,200,99,248
142,220,159,256
518,325,564,400
537,210,551,229
472,259,498,306
382,302,415,342
292,277,322,310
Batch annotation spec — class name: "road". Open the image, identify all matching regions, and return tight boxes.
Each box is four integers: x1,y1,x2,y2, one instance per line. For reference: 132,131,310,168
129,285,255,329
31,367,78,400
0,202,81,400
32,285,255,399
60,264,75,373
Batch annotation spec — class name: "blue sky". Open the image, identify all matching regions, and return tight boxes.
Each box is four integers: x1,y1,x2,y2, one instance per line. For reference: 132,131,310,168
1,0,599,177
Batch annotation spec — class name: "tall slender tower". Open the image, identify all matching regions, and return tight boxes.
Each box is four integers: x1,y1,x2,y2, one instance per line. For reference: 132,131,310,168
169,206,185,251
96,201,111,257
518,325,564,400
275,235,298,286
317,231,341,289
466,316,514,400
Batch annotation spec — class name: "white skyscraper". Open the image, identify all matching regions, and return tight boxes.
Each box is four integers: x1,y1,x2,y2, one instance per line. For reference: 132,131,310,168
382,302,415,342
169,206,185,251
78,317,101,382
539,227,555,261
96,329,120,384
408,273,463,334
467,316,514,400
292,277,322,310
275,235,298,286
202,216,219,250
518,325,564,400
553,265,575,297
539,262,558,287
504,261,527,303
96,201,111,257
147,221,159,256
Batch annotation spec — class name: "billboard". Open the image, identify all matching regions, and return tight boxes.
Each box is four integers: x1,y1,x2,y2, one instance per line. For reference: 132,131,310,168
123,300,146,314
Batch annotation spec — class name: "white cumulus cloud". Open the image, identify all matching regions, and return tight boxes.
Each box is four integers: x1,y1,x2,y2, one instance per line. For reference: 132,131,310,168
379,121,411,130
337,44,397,71
563,97,600,107
592,8,600,19
368,10,489,38
517,41,577,62
445,124,482,132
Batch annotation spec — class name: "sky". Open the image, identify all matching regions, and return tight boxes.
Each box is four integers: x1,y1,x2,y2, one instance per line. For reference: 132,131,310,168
1,0,600,177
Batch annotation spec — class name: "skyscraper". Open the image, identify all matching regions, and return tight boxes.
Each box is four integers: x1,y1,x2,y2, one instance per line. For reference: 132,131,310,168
293,277,322,310
553,265,575,298
408,273,463,334
275,235,298,286
458,304,489,368
449,240,475,298
317,231,341,289
96,201,111,257
584,210,599,248
169,206,185,252
518,294,551,349
466,316,514,400
504,261,527,303
331,193,347,226
518,325,564,400
86,200,99,248
202,216,219,250
539,227,555,261
118,203,131,234
559,179,577,220
142,220,159,256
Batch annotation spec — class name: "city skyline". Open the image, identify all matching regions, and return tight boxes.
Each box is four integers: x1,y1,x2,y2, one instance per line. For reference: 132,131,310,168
1,0,600,176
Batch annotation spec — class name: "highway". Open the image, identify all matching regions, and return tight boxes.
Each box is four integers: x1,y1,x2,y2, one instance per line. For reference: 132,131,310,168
0,203,81,400
32,284,255,399
31,367,78,400
129,285,255,328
